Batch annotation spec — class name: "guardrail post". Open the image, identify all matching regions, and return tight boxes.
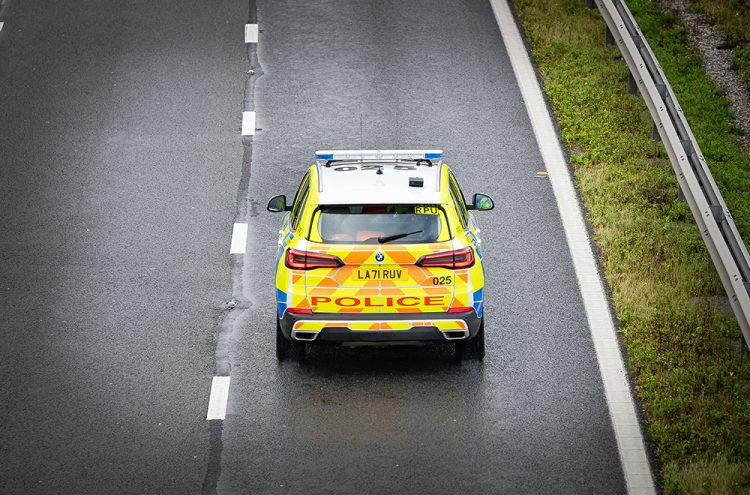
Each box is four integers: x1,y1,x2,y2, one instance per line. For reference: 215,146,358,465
678,185,686,201
652,123,661,141
586,0,596,8
628,72,638,95
605,26,615,47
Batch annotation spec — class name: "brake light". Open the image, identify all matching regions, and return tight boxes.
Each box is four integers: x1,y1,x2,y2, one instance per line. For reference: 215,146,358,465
416,247,475,269
286,307,313,315
447,306,475,314
285,248,344,270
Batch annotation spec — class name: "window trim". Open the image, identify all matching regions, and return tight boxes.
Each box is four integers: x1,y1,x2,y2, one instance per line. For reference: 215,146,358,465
448,172,470,230
290,174,310,230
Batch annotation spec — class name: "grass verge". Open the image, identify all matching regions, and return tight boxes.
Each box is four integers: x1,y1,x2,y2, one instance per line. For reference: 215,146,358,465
513,0,750,492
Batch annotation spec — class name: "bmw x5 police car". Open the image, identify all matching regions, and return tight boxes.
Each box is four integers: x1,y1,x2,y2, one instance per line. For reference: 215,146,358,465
267,150,494,361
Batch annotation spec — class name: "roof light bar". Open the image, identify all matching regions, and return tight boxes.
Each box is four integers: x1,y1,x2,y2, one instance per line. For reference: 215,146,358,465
315,149,443,165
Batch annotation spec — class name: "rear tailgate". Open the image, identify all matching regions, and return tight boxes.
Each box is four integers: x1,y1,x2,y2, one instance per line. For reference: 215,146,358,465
305,242,455,313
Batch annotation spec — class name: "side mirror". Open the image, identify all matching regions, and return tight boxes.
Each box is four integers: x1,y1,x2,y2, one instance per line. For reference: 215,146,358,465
468,193,494,211
267,194,290,212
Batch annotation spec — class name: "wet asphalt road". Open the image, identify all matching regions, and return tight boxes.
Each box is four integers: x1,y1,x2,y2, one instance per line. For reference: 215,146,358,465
223,0,626,493
0,0,628,493
0,0,244,492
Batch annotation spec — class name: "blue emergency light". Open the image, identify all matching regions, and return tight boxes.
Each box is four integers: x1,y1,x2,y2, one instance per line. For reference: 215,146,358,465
314,150,443,165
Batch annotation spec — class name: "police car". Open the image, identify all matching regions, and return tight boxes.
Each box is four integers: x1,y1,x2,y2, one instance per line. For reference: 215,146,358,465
267,150,494,361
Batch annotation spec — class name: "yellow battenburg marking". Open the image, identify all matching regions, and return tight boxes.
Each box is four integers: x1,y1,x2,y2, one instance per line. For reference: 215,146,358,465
303,241,457,313
292,320,468,332
277,163,486,319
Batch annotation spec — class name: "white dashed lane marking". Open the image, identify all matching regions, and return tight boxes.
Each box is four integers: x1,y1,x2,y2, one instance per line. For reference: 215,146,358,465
245,24,258,43
489,0,656,493
241,111,256,136
206,376,231,420
209,23,259,425
230,222,248,254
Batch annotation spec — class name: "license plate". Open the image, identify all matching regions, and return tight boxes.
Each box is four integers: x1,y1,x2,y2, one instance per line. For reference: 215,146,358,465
354,266,408,281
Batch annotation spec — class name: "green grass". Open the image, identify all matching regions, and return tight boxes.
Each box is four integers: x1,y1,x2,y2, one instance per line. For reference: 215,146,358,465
514,0,750,491
732,46,750,89
692,0,750,87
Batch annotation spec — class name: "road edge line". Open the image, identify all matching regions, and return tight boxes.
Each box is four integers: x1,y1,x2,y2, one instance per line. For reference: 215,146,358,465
488,1,656,493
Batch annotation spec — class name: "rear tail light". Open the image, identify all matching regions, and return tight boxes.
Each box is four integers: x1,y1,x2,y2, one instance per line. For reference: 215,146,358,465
447,306,475,314
286,307,313,315
285,248,344,270
416,247,475,269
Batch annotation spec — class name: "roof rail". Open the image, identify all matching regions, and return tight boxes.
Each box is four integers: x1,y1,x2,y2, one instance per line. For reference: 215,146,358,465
314,149,443,167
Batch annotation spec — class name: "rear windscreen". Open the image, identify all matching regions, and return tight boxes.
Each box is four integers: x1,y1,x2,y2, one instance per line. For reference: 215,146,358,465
313,205,449,244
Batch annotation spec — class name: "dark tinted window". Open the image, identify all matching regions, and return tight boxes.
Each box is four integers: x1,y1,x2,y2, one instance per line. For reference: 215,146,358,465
316,205,447,244
448,172,469,229
290,174,310,229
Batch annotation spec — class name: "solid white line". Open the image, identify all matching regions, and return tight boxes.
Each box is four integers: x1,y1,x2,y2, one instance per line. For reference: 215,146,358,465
489,1,656,493
230,222,248,254
0,22,4,33
241,111,255,136
245,23,258,43
206,376,231,420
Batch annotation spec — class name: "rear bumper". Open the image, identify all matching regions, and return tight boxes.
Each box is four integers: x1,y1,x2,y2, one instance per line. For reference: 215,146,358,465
279,310,482,343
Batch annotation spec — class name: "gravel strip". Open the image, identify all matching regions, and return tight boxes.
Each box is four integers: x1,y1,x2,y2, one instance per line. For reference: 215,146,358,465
658,0,750,153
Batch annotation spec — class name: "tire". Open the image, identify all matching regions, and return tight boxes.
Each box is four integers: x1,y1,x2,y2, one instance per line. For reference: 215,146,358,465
456,318,485,362
276,317,306,362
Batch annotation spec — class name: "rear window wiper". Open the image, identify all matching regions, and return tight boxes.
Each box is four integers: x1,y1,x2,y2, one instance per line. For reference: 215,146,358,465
378,230,423,243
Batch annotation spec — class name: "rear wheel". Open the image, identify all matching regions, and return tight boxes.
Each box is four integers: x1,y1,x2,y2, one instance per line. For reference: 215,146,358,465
456,319,485,361
276,317,306,362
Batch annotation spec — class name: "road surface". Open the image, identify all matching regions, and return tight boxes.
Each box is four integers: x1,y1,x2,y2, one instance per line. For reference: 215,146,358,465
0,0,629,492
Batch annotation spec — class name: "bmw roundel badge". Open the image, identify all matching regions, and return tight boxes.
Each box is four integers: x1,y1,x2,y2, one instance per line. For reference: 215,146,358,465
375,252,385,263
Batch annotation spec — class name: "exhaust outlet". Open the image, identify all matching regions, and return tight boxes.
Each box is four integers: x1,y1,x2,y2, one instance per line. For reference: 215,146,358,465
292,330,318,342
442,330,469,340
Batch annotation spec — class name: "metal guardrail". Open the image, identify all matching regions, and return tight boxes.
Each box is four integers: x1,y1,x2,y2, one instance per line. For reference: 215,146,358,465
592,0,750,346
